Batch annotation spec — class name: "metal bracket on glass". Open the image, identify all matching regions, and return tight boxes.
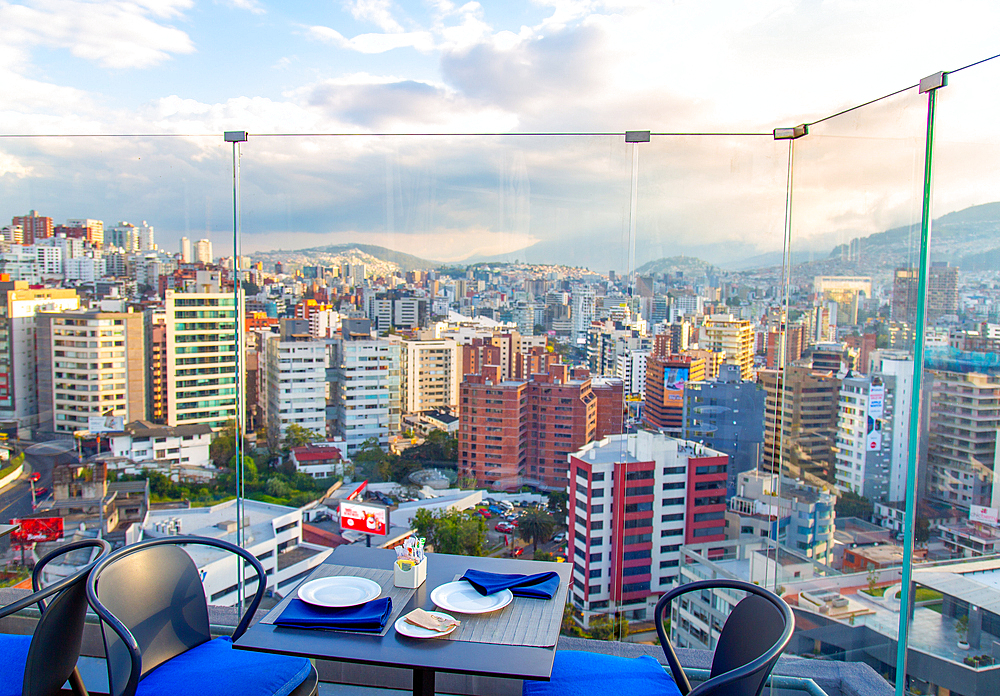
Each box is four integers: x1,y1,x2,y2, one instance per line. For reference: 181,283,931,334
919,71,947,94
625,131,651,143
224,131,249,142
773,124,807,140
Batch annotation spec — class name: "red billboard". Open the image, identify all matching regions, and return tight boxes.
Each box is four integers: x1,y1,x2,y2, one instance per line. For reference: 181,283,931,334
339,500,389,536
10,517,64,543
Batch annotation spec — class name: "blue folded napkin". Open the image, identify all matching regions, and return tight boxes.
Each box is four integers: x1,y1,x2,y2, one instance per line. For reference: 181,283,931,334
274,597,392,632
460,568,560,599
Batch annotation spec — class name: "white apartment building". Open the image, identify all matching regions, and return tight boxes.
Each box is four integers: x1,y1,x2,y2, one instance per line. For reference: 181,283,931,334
263,335,326,444
834,351,912,502
180,237,191,263
141,499,332,606
193,239,213,264
401,339,459,414
330,337,401,453
65,257,106,283
567,431,728,627
36,310,146,434
0,245,63,283
110,421,213,469
572,285,596,342
615,349,649,396
164,276,238,429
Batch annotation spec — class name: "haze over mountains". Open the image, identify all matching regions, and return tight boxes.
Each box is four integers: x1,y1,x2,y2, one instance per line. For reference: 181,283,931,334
251,202,1000,279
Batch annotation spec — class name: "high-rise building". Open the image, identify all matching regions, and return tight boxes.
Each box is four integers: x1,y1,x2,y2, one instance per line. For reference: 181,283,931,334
147,310,168,423
0,281,79,430
401,339,460,414
615,349,648,397
458,364,612,491
2,225,23,245
329,335,401,453
567,431,727,626
163,275,238,428
702,314,754,379
572,285,596,341
760,364,841,482
180,237,191,263
643,354,706,435
106,222,140,252
892,263,960,324
137,221,155,251
834,352,912,502
194,239,213,264
36,309,146,433
683,363,766,496
263,324,326,447
12,210,52,245
925,366,1000,510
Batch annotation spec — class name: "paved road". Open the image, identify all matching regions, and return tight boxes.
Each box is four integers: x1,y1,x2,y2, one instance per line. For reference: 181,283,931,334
0,440,78,524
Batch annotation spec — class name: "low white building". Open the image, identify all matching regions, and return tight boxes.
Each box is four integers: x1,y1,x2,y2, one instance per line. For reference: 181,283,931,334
289,440,349,479
140,498,332,606
110,420,213,469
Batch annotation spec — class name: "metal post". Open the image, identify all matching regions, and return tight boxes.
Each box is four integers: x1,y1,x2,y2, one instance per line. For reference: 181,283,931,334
895,71,946,696
225,130,248,606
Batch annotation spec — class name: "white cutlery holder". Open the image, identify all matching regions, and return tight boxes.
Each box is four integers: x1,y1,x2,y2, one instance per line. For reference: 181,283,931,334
394,558,427,589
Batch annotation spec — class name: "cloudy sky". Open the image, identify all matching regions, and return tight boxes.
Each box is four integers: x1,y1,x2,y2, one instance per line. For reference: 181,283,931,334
1,1,999,269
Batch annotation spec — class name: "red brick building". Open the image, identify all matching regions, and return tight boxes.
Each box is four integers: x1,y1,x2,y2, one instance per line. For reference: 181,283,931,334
643,354,705,435
459,364,623,491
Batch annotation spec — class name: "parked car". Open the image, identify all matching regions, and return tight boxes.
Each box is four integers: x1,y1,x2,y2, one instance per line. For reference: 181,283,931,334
495,521,516,533
488,505,504,515
510,546,524,557
474,509,491,518
29,472,41,482
34,487,49,498
552,531,567,543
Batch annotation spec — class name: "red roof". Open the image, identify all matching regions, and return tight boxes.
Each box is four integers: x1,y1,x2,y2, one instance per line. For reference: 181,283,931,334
292,445,343,462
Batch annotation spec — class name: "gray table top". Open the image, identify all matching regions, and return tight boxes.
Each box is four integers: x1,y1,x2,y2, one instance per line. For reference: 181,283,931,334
233,545,572,682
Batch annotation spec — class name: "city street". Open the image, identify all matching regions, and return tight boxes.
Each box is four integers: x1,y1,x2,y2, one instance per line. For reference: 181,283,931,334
0,440,78,526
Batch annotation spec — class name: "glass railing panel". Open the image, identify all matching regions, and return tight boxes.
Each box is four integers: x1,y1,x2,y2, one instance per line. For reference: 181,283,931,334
905,56,1000,696
0,134,234,594
237,133,633,612
784,86,927,691
583,132,789,642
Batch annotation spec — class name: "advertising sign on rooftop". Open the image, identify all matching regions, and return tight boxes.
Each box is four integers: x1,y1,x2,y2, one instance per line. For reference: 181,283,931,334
10,517,64,543
970,505,999,526
88,415,124,433
339,500,389,537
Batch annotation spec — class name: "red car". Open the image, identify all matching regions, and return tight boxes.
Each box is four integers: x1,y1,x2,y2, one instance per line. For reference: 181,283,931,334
474,509,491,519
496,521,516,533
510,547,524,557
29,472,41,482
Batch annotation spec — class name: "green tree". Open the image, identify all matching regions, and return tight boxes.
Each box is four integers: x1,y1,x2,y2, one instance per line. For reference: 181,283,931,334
210,420,251,468
547,491,568,518
229,454,258,484
836,490,873,520
411,508,487,556
560,604,586,638
533,551,555,562
266,476,292,498
588,613,629,641
517,509,556,553
283,424,321,449
915,515,931,544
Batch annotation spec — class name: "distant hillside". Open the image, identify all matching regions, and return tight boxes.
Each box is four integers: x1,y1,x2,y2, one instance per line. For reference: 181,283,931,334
635,255,717,277
250,244,441,273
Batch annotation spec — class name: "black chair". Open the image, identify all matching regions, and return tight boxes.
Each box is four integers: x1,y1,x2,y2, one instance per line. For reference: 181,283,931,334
86,535,318,696
524,579,793,696
0,537,111,696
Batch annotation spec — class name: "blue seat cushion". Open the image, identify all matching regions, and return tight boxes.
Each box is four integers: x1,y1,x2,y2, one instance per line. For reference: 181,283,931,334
138,636,311,696
0,633,31,696
523,651,682,696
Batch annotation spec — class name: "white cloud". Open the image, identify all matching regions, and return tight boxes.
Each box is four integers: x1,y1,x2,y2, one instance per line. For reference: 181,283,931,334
0,0,195,69
221,0,265,14
308,25,435,53
345,0,403,32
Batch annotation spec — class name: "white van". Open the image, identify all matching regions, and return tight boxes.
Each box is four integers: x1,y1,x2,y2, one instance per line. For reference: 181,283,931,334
498,500,514,513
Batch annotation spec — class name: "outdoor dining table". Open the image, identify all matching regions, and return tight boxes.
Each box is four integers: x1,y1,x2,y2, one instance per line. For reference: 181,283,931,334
234,545,571,696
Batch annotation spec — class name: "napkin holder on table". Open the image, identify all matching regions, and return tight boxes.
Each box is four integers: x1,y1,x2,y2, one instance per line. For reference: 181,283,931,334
394,558,426,589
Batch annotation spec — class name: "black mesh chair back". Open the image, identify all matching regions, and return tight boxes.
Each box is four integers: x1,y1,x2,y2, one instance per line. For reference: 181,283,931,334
654,579,794,696
0,538,110,696
709,594,787,696
91,543,213,696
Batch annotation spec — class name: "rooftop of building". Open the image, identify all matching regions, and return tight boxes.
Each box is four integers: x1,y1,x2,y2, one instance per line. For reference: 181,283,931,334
122,419,214,439
291,444,344,462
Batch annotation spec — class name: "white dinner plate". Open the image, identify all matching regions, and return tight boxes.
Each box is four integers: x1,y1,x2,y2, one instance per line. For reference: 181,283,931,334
394,611,459,639
430,581,513,614
297,576,381,608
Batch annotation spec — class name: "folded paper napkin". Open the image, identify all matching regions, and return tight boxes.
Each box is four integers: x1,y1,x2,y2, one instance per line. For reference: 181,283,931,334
403,608,461,632
274,597,393,632
460,569,560,599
